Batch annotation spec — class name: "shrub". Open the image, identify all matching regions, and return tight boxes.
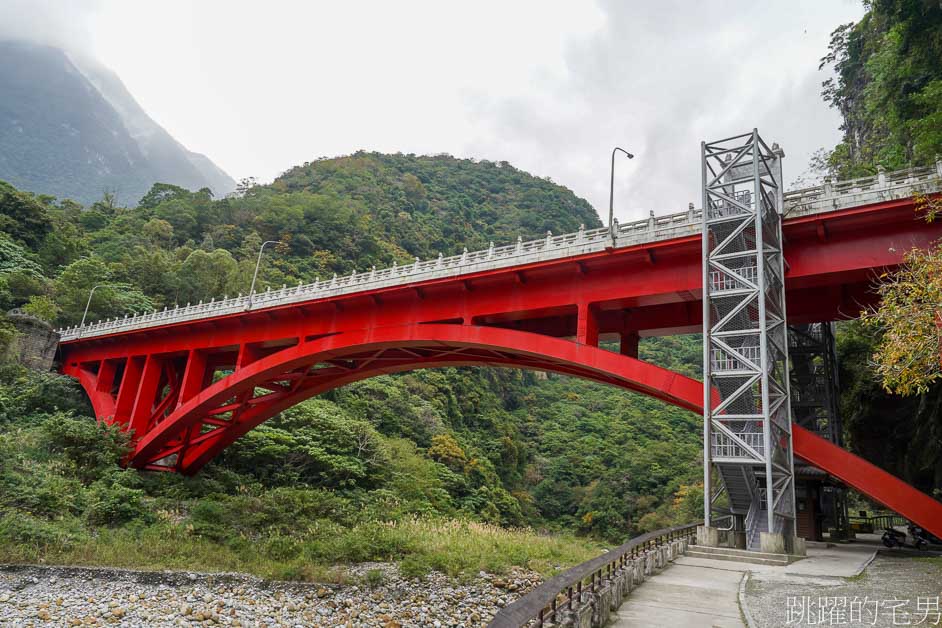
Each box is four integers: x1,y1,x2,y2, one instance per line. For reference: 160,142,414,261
0,464,84,518
85,472,152,526
40,413,129,482
0,368,91,423
219,399,389,488
0,510,85,556
365,568,385,588
264,534,301,561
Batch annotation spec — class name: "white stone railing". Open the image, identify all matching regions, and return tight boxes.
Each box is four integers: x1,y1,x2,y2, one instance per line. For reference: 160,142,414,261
59,161,942,342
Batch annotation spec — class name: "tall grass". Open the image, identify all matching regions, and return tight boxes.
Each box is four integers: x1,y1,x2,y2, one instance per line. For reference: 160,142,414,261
0,516,601,583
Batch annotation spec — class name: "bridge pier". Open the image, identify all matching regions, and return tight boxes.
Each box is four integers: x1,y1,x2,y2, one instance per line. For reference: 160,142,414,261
696,525,720,547
618,331,639,358
576,302,599,347
759,532,806,556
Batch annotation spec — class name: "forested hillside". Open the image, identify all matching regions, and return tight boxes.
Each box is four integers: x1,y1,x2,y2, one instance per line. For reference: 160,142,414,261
821,0,942,177
0,152,703,578
821,0,942,496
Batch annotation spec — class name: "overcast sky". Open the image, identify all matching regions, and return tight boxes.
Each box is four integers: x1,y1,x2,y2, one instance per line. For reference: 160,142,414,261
2,0,865,222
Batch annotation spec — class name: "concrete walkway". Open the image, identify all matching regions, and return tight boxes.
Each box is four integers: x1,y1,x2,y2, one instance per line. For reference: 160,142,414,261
609,543,880,627
608,560,746,627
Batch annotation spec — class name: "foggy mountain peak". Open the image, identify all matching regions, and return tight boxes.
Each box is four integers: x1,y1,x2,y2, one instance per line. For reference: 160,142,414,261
0,39,235,204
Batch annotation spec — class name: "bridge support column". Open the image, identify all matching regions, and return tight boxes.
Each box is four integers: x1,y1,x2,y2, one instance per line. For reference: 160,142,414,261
696,525,721,547
95,359,119,398
113,356,145,426
128,354,163,437
576,302,599,347
177,350,208,410
619,330,639,358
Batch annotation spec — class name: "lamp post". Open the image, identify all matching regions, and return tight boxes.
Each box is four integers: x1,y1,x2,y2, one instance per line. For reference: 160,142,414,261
80,285,105,329
609,147,634,243
248,240,281,308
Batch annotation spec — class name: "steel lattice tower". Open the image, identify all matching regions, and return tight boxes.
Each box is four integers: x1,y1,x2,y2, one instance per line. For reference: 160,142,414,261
702,130,796,547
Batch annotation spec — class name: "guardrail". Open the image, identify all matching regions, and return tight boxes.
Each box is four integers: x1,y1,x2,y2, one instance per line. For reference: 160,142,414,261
488,522,699,628
849,514,908,533
58,160,942,343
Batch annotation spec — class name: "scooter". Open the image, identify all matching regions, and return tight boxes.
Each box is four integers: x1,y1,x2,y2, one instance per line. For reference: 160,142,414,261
882,527,905,548
882,526,928,551
908,523,936,549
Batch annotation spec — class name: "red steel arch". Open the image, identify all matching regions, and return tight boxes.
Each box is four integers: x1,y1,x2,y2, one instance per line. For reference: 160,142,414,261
114,324,705,474
67,321,942,538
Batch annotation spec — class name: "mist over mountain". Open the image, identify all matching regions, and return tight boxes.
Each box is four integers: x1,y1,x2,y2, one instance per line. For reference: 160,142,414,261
0,40,234,205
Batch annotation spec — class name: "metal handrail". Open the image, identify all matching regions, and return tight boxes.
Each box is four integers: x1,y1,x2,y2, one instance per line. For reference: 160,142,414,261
488,521,700,628
849,514,908,529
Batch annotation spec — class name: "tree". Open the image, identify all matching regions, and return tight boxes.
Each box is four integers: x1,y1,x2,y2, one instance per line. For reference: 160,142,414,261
142,218,174,247
820,2,942,176
0,181,52,248
52,257,153,326
176,249,239,304
862,238,942,395
138,183,190,210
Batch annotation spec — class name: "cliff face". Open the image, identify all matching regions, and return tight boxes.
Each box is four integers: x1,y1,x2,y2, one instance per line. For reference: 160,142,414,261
0,41,235,204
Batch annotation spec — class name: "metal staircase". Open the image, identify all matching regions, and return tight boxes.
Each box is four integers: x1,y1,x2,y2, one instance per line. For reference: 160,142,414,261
702,130,797,550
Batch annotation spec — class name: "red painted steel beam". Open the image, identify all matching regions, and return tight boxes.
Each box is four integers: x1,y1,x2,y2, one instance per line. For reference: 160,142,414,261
127,324,707,473
793,425,942,540
59,196,942,369
55,193,942,527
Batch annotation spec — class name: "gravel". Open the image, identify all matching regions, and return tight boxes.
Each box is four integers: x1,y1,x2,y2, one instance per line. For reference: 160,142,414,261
0,562,542,627
745,550,942,627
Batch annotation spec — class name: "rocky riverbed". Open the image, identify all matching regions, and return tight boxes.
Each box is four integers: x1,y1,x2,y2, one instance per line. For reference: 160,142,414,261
0,563,542,627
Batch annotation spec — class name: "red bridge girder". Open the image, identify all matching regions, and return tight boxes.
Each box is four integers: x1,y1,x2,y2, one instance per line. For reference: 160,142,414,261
69,324,706,474
65,321,942,539
58,194,942,534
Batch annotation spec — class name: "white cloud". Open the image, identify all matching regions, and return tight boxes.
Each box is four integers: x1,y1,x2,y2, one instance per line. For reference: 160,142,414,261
2,0,865,222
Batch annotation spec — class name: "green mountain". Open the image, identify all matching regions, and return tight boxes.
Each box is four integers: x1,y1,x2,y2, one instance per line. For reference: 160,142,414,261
821,0,942,177
0,150,704,581
0,41,235,205
821,0,942,494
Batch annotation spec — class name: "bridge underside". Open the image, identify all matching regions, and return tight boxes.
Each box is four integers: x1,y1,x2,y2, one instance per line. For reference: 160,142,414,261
66,320,942,540
70,324,705,474
58,193,942,537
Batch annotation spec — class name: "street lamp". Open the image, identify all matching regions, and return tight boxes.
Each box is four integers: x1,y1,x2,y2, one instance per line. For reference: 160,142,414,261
248,240,281,308
80,285,105,329
609,147,634,243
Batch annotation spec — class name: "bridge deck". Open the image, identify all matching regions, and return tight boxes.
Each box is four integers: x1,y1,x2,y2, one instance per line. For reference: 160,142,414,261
58,162,942,343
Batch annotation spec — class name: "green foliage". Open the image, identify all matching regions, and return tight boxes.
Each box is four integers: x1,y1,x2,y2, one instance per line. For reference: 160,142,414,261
861,242,942,395
0,181,52,248
836,320,942,499
0,155,704,577
21,294,59,322
85,471,151,526
39,413,130,483
820,1,942,176
817,5,942,502
220,399,388,488
0,367,91,423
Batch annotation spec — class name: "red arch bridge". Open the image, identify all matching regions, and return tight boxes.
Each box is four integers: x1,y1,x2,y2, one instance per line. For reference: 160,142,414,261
57,152,942,540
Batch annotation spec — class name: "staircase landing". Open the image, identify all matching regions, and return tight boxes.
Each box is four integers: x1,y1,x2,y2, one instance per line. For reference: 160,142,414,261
686,544,803,567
